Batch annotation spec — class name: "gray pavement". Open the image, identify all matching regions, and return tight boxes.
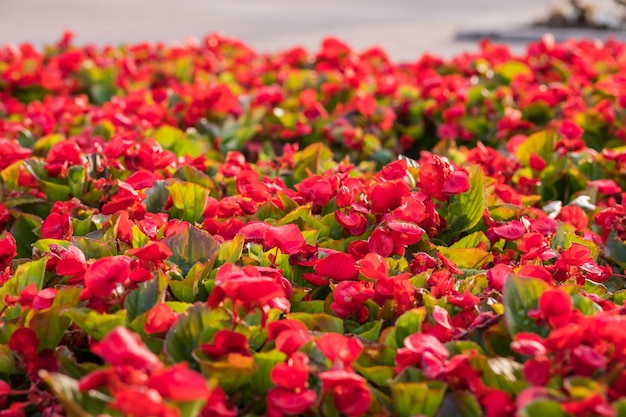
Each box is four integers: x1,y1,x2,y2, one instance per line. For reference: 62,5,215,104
0,0,563,61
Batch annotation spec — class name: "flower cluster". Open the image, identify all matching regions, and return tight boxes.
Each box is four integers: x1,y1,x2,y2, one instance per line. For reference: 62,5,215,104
0,32,626,417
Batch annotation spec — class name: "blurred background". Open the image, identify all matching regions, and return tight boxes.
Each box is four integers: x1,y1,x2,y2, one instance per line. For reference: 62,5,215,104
0,0,603,61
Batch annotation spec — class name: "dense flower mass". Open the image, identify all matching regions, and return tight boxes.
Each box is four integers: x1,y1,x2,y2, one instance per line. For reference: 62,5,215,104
0,31,626,416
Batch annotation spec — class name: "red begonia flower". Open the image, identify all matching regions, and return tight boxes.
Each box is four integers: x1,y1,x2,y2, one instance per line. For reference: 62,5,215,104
368,228,394,257
539,289,573,328
267,387,316,417
147,363,210,401
144,303,178,334
201,330,251,359
110,386,176,417
264,224,306,255
523,358,551,386
275,329,310,356
481,389,515,417
91,327,161,370
127,241,173,263
316,333,363,368
80,256,132,300
492,220,526,241
557,205,588,232
267,319,308,341
558,120,584,140
40,212,72,240
511,332,547,356
314,252,358,281
558,243,591,267
358,252,388,280
319,370,371,417
270,352,309,390
0,232,17,272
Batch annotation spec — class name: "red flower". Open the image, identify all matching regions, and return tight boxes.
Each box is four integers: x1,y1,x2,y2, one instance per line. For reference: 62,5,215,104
491,220,526,241
539,289,572,328
80,256,132,300
319,370,371,417
314,252,358,281
147,363,210,401
263,224,306,255
0,232,17,272
267,319,308,341
40,212,72,240
267,387,316,417
418,154,469,200
271,352,310,390
557,205,588,232
558,243,591,267
19,284,56,310
109,386,177,417
358,252,388,280
208,264,288,319
201,330,250,359
370,181,409,213
316,333,363,368
275,329,310,356
91,327,161,370
558,120,584,140
127,241,173,263
395,333,449,373
481,389,515,417
144,303,178,334
330,280,375,321
523,358,551,386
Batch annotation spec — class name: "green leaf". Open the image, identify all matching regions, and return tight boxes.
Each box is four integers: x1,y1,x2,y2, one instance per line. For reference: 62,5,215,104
503,275,550,337
61,308,127,341
520,400,567,417
251,350,287,394
437,247,493,269
9,213,41,258
40,370,110,417
451,232,490,249
215,233,245,267
0,344,19,374
162,225,219,276
356,365,395,387
0,258,47,311
170,261,211,303
435,392,482,417
293,143,334,183
165,304,223,365
447,166,486,236
167,181,209,224
395,308,426,347
392,381,447,417
67,166,86,197
144,180,170,214
516,130,555,168
495,61,532,83
124,279,159,323
72,237,112,260
29,307,72,351
287,312,344,333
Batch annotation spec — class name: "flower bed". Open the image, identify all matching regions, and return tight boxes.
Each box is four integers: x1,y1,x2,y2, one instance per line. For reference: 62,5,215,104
1,31,626,417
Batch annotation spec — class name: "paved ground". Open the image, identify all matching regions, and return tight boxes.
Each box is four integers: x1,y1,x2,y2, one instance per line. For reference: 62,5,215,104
0,0,562,61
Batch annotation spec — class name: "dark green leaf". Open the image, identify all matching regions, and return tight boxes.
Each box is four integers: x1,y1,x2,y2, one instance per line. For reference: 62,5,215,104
447,166,486,236
392,381,447,417
61,308,127,341
435,391,482,417
503,275,550,337
163,225,219,276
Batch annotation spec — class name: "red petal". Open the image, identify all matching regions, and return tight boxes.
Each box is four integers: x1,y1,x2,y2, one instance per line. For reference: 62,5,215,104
314,252,358,281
